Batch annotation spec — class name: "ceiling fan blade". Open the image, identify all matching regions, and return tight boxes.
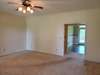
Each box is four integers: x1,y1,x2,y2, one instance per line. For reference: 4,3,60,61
21,0,31,3
34,6,44,10
8,2,22,5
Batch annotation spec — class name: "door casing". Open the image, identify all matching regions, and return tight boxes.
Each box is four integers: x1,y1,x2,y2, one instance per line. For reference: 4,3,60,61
64,24,87,55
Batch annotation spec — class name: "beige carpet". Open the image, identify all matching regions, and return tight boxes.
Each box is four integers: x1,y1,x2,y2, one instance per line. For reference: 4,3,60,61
0,51,99,75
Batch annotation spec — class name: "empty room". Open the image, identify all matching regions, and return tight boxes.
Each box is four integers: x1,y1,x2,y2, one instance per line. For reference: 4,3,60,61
0,0,100,75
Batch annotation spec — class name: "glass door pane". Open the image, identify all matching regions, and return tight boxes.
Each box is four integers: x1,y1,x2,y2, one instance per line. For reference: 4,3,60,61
78,45,85,54
79,29,86,43
67,26,74,53
78,25,86,54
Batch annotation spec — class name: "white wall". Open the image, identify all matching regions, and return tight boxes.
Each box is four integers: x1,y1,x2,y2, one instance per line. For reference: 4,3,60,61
0,11,26,55
26,17,38,50
27,9,100,62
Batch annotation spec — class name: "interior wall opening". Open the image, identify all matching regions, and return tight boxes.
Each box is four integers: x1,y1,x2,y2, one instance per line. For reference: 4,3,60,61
64,24,86,57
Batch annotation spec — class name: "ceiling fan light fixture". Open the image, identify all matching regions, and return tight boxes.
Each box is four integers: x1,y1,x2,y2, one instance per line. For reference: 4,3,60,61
30,9,34,13
15,0,43,14
18,7,23,11
27,7,31,11
23,9,26,14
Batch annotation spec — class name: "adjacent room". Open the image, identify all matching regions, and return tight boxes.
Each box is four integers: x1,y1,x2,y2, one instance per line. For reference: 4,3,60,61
0,0,100,75
64,24,86,57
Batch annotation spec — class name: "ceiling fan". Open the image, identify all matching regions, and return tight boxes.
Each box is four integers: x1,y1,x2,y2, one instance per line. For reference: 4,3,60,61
8,0,44,14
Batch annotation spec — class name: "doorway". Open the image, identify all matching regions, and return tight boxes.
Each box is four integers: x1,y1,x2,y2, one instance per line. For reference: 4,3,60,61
64,24,86,56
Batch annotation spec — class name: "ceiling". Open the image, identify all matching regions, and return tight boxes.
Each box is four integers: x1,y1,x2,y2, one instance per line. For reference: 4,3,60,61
0,0,100,15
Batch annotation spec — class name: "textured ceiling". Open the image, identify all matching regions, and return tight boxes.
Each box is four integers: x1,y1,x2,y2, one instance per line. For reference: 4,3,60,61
0,0,100,15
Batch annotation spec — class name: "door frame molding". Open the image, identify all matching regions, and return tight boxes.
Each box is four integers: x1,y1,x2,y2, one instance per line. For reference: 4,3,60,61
64,24,68,55
64,24,87,55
